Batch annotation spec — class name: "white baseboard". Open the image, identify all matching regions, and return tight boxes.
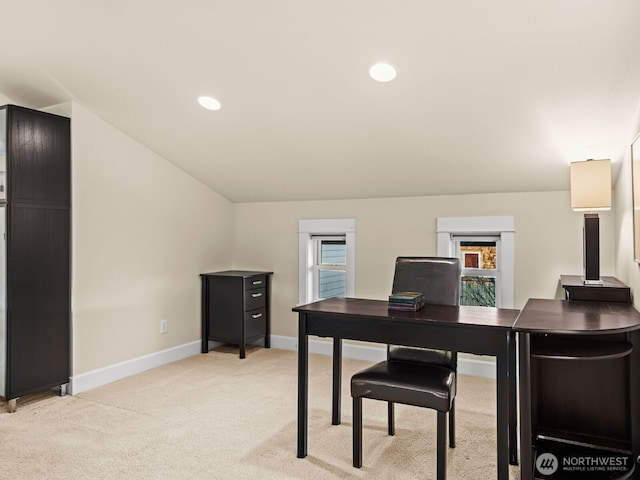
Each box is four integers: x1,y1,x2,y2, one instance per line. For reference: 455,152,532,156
70,340,202,395
70,335,496,396
269,335,496,379
457,355,497,379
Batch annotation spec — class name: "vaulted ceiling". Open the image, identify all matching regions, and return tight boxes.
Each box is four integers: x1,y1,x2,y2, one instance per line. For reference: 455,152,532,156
2,1,640,202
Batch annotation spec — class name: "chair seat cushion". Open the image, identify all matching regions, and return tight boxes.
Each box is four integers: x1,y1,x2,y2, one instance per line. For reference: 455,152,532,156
351,360,456,412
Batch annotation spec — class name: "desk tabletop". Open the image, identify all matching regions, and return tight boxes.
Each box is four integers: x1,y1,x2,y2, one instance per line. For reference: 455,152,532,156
200,270,273,278
560,275,629,289
514,298,640,334
293,297,519,330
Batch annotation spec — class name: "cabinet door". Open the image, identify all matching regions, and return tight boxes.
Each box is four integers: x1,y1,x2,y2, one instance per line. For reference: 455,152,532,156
7,106,71,207
208,277,242,341
6,205,70,399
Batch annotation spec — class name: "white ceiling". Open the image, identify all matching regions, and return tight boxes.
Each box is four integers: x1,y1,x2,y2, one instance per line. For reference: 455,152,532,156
2,1,640,203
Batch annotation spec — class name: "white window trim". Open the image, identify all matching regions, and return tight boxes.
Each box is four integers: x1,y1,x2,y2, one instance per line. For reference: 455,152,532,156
298,219,356,305
436,216,514,308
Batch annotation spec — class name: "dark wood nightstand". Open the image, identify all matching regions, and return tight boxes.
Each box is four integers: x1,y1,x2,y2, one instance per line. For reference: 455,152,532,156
201,270,273,359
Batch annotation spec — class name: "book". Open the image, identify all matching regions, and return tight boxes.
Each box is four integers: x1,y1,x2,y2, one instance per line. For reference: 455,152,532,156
388,300,425,311
388,291,425,304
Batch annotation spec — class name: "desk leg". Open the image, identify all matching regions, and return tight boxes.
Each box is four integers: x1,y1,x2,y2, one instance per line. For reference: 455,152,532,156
629,331,640,479
508,330,518,465
519,332,532,480
297,313,308,458
332,337,342,425
497,343,509,480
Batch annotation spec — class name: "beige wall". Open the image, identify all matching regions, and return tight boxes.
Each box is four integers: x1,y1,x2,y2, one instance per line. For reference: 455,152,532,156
67,102,233,374
3,90,631,380
233,192,616,339
614,114,640,306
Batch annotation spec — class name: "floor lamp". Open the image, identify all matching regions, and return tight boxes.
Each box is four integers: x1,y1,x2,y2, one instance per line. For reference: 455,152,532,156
570,159,612,285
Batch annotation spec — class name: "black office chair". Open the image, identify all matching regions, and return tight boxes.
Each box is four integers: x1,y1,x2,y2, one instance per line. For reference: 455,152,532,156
351,257,461,479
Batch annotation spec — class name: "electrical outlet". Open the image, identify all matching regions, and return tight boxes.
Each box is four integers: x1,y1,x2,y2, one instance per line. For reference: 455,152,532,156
160,319,168,334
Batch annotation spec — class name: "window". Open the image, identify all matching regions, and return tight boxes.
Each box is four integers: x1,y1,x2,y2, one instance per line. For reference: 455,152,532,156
437,216,514,308
455,236,500,307
315,237,347,299
299,219,355,304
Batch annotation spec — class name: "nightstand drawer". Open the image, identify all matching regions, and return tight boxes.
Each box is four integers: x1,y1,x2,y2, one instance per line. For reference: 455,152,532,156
244,275,267,290
245,308,267,338
244,288,266,311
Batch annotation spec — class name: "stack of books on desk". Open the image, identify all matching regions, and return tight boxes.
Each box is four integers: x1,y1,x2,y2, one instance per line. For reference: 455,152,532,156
388,291,425,311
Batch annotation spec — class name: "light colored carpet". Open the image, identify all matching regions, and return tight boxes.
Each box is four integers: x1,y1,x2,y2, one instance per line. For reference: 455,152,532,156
0,346,520,479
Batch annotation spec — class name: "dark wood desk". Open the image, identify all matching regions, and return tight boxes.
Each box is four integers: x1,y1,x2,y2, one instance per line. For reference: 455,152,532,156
560,275,631,303
293,297,519,480
515,299,640,480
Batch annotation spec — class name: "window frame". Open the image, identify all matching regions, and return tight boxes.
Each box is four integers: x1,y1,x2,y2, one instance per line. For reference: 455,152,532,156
313,236,347,301
298,219,356,305
437,216,514,308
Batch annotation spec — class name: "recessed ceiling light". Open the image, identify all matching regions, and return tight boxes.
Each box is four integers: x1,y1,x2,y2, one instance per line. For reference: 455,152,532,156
198,96,222,111
369,63,397,82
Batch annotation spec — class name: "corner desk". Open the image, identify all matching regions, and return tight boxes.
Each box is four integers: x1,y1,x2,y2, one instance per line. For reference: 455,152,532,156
515,298,640,479
293,297,520,480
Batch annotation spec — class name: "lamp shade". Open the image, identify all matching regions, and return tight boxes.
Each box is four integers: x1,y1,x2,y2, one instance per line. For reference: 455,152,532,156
570,159,612,211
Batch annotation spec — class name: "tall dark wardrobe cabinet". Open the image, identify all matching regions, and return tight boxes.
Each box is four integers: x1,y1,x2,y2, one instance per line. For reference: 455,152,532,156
0,104,71,410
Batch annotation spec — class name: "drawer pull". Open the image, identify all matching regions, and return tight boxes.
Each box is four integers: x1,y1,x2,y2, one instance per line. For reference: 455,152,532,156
251,313,263,319
251,293,263,298
252,280,263,285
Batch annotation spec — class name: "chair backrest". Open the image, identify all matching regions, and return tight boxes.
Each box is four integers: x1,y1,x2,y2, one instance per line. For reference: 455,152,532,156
388,256,461,369
391,257,461,307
